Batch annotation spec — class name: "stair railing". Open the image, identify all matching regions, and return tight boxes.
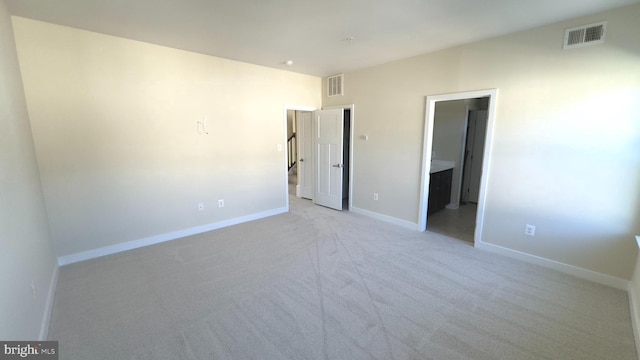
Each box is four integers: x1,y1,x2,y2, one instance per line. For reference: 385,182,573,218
287,133,296,171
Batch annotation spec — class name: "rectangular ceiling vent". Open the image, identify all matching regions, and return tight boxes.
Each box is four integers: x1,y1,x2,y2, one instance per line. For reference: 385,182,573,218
563,21,606,49
327,74,343,97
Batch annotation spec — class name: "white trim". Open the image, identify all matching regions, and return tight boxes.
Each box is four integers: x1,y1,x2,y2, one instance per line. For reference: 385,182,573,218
39,264,58,340
284,105,316,112
475,240,629,290
350,206,419,230
419,89,498,246
58,207,287,266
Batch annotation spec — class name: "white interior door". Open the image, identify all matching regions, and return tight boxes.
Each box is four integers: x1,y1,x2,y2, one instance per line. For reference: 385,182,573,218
314,109,344,210
296,111,313,199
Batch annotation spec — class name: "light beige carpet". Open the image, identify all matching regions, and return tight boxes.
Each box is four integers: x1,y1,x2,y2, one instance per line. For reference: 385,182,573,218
48,194,637,359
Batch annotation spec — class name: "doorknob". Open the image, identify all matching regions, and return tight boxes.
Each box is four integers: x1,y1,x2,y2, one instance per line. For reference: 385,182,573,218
332,164,343,168
299,159,304,162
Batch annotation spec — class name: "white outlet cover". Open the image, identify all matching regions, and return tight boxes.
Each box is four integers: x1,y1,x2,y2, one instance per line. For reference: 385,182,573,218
525,224,536,236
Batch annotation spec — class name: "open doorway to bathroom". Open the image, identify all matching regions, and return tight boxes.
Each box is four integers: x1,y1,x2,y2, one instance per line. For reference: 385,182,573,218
426,99,488,243
418,89,497,245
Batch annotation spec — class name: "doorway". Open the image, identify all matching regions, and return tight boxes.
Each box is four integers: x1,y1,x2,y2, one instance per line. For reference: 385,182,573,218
284,106,315,212
284,105,353,212
426,99,488,242
287,110,313,200
418,89,497,245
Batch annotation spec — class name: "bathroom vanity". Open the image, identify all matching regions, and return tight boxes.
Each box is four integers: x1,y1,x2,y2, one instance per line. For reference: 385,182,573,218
428,161,454,216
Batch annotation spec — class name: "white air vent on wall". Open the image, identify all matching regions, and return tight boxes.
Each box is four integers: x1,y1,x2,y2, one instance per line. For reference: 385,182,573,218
564,21,606,49
327,74,343,97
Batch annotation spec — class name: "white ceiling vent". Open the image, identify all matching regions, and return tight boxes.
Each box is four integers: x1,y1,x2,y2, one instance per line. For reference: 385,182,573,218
563,21,606,49
327,74,343,97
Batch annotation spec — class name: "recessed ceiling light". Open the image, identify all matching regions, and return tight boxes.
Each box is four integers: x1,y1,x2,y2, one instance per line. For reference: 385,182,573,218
285,60,293,66
343,36,355,43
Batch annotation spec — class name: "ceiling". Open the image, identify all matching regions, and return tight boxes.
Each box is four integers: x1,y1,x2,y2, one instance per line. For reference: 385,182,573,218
5,0,639,77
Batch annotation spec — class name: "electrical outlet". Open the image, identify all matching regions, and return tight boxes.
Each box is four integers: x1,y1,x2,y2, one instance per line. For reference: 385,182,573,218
198,202,204,211
373,193,379,201
218,199,224,208
525,224,536,237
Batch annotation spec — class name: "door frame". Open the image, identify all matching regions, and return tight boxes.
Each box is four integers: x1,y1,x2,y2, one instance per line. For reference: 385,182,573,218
418,89,497,245
322,104,354,211
283,105,316,212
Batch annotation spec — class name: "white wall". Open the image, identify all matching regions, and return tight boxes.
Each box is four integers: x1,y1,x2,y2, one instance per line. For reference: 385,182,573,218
325,49,464,219
323,4,640,280
0,1,57,339
12,17,321,259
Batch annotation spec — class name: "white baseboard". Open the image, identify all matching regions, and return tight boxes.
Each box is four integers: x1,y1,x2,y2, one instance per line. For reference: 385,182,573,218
347,209,628,290
475,240,629,290
57,207,288,266
39,264,58,341
350,206,419,230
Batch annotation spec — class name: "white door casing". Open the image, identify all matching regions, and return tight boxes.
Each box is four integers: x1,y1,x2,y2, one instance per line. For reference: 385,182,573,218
296,111,313,199
419,89,497,243
313,109,344,210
